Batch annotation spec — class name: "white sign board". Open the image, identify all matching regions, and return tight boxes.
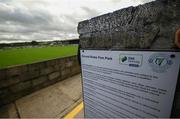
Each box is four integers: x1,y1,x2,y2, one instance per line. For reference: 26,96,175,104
80,50,180,118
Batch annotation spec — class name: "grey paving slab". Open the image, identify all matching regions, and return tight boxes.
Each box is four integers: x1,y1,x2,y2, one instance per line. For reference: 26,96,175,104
0,103,18,118
55,74,83,101
56,98,83,118
15,74,82,118
74,108,84,118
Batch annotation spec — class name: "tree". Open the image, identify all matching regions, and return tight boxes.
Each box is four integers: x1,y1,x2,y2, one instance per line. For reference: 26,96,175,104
31,40,38,45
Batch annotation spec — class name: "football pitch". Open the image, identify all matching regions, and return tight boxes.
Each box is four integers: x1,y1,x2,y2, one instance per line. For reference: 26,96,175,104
0,45,78,68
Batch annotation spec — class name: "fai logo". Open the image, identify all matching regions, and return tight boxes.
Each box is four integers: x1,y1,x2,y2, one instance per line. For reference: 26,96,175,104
154,58,166,66
148,53,173,73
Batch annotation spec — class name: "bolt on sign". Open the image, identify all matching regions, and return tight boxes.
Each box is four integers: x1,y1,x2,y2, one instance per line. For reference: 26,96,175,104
80,50,180,118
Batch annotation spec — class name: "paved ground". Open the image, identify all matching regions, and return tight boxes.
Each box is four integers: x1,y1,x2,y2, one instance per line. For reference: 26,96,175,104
75,109,84,118
0,74,83,118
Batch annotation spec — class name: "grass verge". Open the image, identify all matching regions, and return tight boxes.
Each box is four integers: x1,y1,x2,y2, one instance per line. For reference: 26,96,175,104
0,45,78,68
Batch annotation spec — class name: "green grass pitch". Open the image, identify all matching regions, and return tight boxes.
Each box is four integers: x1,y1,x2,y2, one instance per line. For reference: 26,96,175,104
0,45,78,69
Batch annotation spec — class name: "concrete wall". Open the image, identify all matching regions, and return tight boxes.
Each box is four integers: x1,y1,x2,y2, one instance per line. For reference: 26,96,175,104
77,0,180,117
0,56,80,106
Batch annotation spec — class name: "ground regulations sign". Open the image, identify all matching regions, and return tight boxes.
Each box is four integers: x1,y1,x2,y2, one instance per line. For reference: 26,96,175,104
80,50,180,118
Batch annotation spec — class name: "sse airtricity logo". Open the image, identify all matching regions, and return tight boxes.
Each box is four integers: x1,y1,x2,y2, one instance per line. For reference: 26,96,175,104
148,53,173,73
121,56,127,62
119,54,143,67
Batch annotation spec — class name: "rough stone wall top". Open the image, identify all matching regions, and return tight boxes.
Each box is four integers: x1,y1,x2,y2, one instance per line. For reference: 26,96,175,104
78,0,180,49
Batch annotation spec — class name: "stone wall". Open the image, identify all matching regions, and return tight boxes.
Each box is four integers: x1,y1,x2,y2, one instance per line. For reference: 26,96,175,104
78,0,179,49
0,56,80,106
77,0,180,117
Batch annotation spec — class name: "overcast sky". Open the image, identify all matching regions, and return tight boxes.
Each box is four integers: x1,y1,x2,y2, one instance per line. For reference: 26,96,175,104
0,0,154,43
